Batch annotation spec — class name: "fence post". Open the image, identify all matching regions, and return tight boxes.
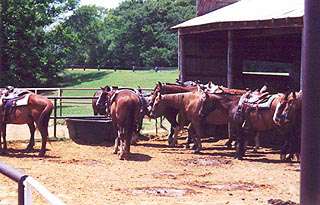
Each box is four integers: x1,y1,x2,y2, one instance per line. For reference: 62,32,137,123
132,66,135,72
59,89,63,116
53,98,57,139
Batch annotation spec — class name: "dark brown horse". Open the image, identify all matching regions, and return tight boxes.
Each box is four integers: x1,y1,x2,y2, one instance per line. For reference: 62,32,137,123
233,90,288,159
97,87,143,160
0,92,53,156
273,91,302,161
92,89,107,115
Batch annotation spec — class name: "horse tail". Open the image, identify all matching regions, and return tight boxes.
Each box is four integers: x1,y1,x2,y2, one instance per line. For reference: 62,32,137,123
39,100,54,129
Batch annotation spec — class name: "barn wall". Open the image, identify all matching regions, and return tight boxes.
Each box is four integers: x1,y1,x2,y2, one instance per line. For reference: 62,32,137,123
182,31,228,85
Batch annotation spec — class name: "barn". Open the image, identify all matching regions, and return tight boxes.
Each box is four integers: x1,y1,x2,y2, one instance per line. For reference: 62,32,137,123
173,0,303,92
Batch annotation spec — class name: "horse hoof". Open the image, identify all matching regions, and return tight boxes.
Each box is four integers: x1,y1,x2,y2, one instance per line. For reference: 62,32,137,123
280,154,286,161
193,150,201,154
184,144,190,149
38,152,45,157
119,154,128,160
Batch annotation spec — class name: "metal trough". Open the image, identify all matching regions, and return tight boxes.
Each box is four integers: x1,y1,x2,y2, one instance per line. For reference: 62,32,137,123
66,117,116,145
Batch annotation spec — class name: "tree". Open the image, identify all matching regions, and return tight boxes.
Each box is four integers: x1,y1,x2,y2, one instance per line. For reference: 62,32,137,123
0,0,79,87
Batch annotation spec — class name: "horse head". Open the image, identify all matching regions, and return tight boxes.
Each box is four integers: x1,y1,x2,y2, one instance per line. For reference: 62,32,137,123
149,82,162,111
197,87,215,118
149,92,165,118
96,86,113,114
273,91,301,126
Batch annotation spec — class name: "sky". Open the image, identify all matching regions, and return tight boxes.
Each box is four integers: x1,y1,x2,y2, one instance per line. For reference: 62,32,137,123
80,0,124,9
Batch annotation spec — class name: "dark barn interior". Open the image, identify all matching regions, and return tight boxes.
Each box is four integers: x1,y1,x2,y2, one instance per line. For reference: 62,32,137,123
174,0,303,92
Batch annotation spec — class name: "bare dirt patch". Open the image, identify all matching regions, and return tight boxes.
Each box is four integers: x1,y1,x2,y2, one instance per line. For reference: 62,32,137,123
0,125,300,205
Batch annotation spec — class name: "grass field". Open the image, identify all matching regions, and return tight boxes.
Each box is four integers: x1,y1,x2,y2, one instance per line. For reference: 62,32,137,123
59,69,178,116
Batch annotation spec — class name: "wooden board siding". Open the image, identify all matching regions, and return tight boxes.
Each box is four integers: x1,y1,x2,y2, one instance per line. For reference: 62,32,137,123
182,32,228,84
196,0,240,16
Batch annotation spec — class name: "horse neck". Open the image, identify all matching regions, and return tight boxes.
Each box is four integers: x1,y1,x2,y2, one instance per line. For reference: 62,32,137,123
162,93,186,109
218,94,241,115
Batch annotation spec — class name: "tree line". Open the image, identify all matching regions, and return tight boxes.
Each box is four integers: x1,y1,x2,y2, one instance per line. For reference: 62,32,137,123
0,0,195,87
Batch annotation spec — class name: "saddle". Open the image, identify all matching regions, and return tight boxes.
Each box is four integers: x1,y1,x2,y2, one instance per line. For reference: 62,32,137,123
1,88,31,122
246,94,277,110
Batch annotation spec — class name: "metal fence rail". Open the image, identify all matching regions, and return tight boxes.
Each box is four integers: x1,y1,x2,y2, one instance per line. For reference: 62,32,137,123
0,162,65,205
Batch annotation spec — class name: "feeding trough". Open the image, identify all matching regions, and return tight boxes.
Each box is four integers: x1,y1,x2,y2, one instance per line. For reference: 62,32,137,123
66,117,116,145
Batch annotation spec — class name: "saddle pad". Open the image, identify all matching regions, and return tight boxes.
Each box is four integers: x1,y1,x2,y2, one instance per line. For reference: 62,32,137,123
256,94,278,109
15,93,31,106
206,85,223,94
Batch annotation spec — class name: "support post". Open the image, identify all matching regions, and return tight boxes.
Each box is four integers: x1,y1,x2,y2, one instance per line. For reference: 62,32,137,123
178,30,185,82
300,0,320,204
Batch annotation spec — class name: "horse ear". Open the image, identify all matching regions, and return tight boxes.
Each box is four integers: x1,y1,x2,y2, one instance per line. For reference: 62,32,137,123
292,91,296,99
197,85,203,92
260,85,267,93
208,81,212,88
105,86,111,92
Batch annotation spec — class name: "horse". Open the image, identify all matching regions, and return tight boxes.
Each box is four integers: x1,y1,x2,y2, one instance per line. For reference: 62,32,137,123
273,91,302,161
232,90,289,159
150,90,208,153
149,82,197,146
0,91,53,156
92,89,107,115
97,86,144,160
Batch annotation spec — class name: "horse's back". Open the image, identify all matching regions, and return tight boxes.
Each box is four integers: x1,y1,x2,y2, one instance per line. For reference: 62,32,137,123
111,90,140,126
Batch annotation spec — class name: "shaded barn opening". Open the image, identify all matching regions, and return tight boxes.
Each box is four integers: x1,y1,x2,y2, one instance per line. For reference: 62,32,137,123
176,0,303,92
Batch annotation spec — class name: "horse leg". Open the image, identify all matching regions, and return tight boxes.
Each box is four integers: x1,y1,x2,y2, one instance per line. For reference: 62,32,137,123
167,125,174,146
26,122,36,151
170,126,181,147
235,129,246,160
0,124,8,154
192,123,203,154
113,131,120,154
185,125,195,149
225,123,235,149
118,130,127,160
253,132,260,153
36,122,48,157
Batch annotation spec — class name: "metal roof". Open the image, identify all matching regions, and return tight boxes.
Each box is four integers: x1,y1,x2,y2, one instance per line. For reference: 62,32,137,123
172,0,304,29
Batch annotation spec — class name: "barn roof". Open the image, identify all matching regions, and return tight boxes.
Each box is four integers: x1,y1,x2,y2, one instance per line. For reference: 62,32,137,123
172,0,303,30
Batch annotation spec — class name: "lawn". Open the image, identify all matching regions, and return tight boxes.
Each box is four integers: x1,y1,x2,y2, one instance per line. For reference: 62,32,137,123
58,69,178,116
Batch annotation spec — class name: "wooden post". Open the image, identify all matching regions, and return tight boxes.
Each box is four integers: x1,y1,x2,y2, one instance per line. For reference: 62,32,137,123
227,31,236,88
178,30,185,82
301,0,320,204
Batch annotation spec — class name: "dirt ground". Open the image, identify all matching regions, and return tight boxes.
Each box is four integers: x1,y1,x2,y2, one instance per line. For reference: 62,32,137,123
0,125,300,205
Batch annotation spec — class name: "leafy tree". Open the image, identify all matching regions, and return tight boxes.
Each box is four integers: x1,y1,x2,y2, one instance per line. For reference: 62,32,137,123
0,0,79,87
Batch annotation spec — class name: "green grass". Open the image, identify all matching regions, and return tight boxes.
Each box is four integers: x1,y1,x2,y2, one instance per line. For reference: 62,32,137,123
59,69,178,116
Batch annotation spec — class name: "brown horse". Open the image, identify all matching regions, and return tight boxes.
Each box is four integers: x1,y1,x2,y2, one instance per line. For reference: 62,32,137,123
0,92,53,156
97,87,143,160
150,90,208,153
149,82,197,146
273,91,302,160
233,90,288,159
